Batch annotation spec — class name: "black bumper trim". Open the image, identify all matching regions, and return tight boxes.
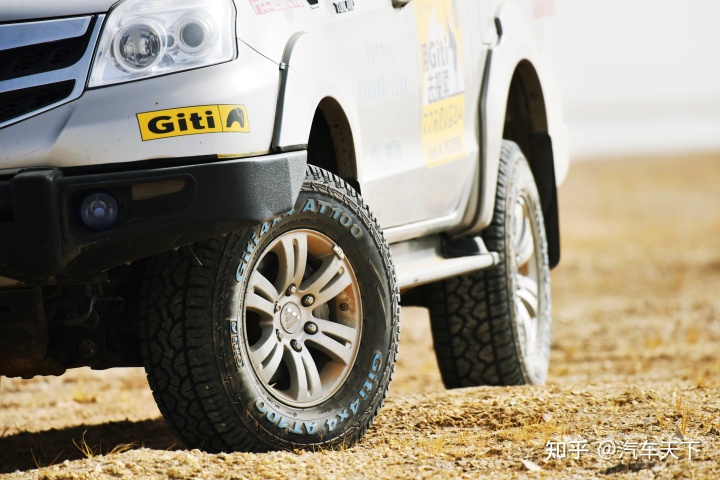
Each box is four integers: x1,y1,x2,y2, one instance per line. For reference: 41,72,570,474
0,151,307,283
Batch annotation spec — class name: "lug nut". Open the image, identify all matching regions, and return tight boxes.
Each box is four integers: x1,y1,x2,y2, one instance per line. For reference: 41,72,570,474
340,303,349,311
285,284,297,296
274,303,281,313
304,322,318,335
301,295,315,307
276,330,284,341
291,339,303,352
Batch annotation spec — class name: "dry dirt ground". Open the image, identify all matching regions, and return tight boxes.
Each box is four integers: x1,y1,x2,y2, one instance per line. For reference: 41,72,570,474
2,155,720,479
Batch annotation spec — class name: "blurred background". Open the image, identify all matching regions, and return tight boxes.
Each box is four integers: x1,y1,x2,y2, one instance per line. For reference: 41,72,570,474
554,0,720,159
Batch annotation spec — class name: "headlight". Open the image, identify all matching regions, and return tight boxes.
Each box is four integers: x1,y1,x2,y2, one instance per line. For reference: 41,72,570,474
89,0,236,87
113,21,166,71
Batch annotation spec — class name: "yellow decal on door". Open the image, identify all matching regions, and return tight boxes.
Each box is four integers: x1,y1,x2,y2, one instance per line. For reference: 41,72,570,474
137,105,250,141
414,0,467,167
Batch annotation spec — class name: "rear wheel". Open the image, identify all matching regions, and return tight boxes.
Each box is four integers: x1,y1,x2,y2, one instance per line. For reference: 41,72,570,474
427,141,551,387
140,166,399,452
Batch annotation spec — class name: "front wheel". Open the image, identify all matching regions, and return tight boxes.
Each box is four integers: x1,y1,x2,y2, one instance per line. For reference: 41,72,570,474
427,141,552,387
140,166,400,452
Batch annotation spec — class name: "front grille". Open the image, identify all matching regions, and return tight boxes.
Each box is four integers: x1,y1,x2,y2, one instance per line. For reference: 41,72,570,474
0,26,93,82
0,15,103,128
0,81,75,124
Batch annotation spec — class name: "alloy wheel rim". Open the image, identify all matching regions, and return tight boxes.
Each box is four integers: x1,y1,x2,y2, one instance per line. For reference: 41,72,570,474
243,229,362,408
511,193,542,361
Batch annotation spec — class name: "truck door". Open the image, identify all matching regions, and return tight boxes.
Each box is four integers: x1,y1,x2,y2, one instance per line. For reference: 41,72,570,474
407,0,501,233
340,0,489,231
237,0,492,232
322,0,423,228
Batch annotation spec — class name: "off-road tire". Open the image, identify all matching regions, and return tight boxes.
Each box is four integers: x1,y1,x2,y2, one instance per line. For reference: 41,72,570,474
427,141,551,387
140,165,400,452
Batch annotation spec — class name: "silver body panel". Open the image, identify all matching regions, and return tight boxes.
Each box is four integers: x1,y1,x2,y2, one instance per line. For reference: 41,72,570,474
0,0,568,288
0,42,279,168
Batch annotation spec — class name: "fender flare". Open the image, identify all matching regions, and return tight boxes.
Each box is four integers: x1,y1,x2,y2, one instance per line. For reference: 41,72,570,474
463,2,569,267
469,2,568,238
269,32,363,182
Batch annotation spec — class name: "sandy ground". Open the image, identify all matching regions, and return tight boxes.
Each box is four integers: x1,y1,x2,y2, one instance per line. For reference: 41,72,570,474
2,154,720,479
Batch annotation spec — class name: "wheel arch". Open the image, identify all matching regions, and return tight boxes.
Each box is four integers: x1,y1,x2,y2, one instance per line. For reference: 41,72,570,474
503,60,560,268
307,98,361,193
270,32,363,193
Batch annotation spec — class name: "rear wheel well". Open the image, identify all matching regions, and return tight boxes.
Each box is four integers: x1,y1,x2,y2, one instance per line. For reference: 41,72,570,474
503,61,560,267
307,98,360,193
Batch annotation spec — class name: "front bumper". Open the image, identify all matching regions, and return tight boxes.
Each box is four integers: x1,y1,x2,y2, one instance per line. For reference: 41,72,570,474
0,151,306,284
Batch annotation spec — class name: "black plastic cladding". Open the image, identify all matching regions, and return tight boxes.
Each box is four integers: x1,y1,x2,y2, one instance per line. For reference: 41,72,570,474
0,151,307,284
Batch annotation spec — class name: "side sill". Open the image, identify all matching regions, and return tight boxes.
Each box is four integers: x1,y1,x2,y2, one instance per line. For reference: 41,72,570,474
392,235,499,292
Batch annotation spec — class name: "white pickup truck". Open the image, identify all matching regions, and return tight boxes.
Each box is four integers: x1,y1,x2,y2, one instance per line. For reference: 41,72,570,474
0,0,568,452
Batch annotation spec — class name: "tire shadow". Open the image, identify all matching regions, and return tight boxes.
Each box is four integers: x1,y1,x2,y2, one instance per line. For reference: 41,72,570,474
0,418,180,473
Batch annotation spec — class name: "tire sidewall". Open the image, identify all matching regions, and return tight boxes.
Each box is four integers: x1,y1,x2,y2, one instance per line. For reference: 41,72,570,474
502,149,552,384
213,173,395,448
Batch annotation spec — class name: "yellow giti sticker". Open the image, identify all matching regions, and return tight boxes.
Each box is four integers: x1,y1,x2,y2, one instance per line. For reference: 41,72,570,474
414,0,467,167
137,104,250,141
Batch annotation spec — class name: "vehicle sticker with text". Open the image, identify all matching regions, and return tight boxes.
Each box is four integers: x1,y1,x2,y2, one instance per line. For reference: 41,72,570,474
136,105,250,141
414,0,467,167
248,0,304,15
533,0,556,18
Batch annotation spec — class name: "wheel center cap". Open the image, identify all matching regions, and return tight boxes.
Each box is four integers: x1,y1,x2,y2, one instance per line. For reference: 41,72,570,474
280,302,303,334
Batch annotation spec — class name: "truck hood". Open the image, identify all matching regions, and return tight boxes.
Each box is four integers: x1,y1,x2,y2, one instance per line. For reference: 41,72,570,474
0,0,118,22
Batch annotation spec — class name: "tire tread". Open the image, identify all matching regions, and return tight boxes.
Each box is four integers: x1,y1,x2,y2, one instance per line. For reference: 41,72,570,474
426,141,541,388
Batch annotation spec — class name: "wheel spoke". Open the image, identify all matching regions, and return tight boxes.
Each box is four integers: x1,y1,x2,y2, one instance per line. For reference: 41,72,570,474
245,290,276,320
273,232,308,294
516,275,539,318
306,330,354,365
248,271,280,301
516,299,537,352
250,332,284,382
515,218,534,267
285,347,323,403
513,202,525,243
312,317,358,344
314,268,353,306
301,255,351,305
